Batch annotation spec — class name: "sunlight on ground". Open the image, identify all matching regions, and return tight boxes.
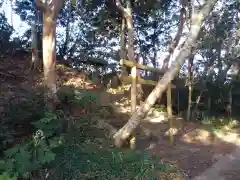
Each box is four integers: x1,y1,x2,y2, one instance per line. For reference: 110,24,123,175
164,128,179,136
181,129,215,145
181,127,240,146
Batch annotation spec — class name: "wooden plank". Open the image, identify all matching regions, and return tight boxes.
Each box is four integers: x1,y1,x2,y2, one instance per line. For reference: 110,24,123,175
121,76,176,88
120,59,165,74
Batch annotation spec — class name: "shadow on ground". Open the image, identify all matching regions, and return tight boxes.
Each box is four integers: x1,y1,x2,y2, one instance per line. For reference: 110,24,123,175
1,54,240,179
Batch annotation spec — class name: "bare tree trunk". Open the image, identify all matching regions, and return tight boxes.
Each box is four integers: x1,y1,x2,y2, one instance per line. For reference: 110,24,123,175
228,86,232,118
123,0,137,113
114,0,218,147
191,90,204,119
119,18,128,77
30,23,40,71
167,84,173,144
161,6,186,70
116,0,143,149
120,18,126,59
36,0,65,107
187,55,194,121
42,13,57,94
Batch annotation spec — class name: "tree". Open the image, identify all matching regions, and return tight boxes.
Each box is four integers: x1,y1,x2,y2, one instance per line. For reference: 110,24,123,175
113,0,218,147
116,0,139,113
161,5,186,70
35,0,65,103
0,13,14,55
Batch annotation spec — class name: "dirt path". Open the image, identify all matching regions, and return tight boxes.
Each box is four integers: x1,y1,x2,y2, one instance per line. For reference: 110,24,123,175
193,144,240,180
133,120,240,179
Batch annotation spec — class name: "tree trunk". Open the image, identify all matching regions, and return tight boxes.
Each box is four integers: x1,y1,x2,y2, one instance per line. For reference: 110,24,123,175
124,0,137,113
114,0,218,147
120,18,126,59
36,0,65,107
187,55,194,121
161,6,186,70
30,22,40,71
42,13,57,95
119,18,128,77
167,84,173,145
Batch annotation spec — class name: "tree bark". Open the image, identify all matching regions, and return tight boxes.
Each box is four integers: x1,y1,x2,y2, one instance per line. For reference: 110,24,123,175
119,18,128,77
161,7,186,70
167,84,173,145
30,22,40,71
124,0,137,113
119,18,126,60
187,55,194,121
116,0,140,112
36,0,65,107
114,0,218,147
42,13,57,94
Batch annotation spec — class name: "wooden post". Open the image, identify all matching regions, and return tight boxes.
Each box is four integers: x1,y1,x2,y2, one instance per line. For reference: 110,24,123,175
187,57,193,121
229,86,232,118
208,96,211,112
167,83,173,145
187,83,192,121
131,66,137,113
177,91,180,115
130,66,137,149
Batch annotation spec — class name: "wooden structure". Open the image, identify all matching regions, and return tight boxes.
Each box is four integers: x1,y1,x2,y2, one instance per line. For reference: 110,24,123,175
120,59,176,88
120,59,176,145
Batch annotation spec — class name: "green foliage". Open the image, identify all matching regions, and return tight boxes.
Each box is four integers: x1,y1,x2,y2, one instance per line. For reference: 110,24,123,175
0,13,14,53
154,105,167,112
202,116,238,131
0,87,175,179
57,86,100,113
0,110,64,179
57,85,76,104
0,88,46,151
74,90,100,110
53,139,173,180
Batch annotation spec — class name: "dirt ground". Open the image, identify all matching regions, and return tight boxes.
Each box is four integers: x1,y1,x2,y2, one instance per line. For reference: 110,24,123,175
138,121,239,179
2,54,240,180
108,111,240,179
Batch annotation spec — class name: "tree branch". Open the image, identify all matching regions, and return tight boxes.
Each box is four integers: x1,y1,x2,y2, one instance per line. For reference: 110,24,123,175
161,7,186,70
113,0,218,148
35,0,47,12
115,0,126,14
53,0,66,19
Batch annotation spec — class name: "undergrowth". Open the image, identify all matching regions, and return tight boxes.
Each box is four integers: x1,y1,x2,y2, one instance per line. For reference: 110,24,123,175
0,86,179,180
200,114,239,135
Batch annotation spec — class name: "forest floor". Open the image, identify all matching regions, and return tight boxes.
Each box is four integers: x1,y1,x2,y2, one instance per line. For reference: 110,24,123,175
1,53,240,179
107,108,240,180
193,145,240,180
101,81,240,179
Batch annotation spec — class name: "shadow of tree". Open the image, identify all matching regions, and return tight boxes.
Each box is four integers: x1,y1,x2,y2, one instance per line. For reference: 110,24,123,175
105,109,240,179
1,59,240,179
